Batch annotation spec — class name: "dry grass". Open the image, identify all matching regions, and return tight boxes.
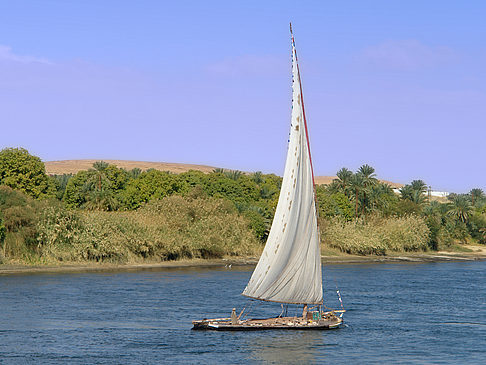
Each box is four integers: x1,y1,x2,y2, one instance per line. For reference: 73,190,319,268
35,196,262,264
322,215,430,255
428,195,449,203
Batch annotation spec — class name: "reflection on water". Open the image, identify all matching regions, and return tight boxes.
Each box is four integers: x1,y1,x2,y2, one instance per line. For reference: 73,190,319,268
0,261,485,364
248,331,336,364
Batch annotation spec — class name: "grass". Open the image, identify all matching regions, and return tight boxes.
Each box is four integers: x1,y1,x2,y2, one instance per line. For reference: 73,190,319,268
35,196,262,264
320,245,349,257
321,215,430,256
443,244,474,253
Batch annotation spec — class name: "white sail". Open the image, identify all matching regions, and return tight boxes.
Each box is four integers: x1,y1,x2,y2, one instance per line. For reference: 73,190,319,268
242,35,322,304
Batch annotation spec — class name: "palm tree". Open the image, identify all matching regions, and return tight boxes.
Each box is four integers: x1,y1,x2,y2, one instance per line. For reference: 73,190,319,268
88,161,110,191
92,161,109,170
224,170,243,181
349,173,363,217
252,171,263,185
128,168,141,179
334,168,353,196
479,227,486,244
85,189,119,211
326,180,341,194
357,164,376,180
357,164,378,214
400,181,427,205
369,183,394,213
399,185,414,201
411,190,426,205
447,195,472,223
470,188,484,206
260,185,276,200
423,200,441,216
83,161,118,210
410,180,427,194
377,183,394,196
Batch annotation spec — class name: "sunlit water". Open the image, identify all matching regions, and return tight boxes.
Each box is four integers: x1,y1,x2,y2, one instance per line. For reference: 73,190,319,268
0,261,485,364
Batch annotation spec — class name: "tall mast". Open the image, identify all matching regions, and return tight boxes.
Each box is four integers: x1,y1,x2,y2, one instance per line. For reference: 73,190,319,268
241,25,323,305
290,23,321,317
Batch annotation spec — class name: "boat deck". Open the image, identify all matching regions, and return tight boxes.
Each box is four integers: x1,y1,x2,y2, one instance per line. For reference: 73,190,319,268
192,312,344,331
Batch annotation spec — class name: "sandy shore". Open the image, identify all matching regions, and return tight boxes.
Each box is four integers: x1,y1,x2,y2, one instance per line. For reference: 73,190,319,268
1,247,485,275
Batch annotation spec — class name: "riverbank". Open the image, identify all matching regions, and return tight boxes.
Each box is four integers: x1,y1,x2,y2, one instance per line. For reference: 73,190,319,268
1,246,485,275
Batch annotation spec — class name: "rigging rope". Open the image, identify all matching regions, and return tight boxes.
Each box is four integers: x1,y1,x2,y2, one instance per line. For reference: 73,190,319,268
239,299,263,321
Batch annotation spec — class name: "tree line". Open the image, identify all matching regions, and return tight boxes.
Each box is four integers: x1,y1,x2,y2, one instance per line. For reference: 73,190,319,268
317,164,486,248
0,147,485,263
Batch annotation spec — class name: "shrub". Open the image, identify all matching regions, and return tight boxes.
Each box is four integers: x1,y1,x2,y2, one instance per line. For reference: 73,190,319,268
468,213,486,242
36,206,84,261
0,148,54,199
35,195,261,263
137,196,260,259
0,186,41,257
0,218,5,262
322,215,430,255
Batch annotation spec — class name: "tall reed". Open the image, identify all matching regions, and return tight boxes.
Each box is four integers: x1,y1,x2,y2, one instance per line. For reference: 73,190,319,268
322,215,430,255
36,196,261,263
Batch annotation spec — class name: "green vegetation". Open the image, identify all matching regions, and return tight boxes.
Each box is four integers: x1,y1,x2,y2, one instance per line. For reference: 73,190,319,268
0,148,54,199
36,197,259,263
0,217,6,262
322,215,429,255
0,146,485,265
319,166,486,252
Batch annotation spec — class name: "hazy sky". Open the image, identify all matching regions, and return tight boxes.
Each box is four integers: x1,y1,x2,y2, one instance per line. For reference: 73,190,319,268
0,1,485,193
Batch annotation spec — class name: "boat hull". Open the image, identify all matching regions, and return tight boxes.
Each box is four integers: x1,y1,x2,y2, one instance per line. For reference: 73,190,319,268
192,313,344,331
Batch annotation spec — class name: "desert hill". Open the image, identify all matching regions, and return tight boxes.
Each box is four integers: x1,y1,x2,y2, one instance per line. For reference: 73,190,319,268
44,159,404,188
314,176,403,189
44,159,217,175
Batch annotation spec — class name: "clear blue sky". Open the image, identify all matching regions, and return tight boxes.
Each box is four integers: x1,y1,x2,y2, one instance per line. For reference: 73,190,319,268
0,0,484,193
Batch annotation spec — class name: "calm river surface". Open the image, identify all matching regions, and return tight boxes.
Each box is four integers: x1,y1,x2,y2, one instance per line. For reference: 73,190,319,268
0,261,485,364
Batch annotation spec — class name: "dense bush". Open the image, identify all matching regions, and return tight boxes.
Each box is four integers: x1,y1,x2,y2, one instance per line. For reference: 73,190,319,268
35,195,261,263
0,148,54,199
0,217,5,262
36,206,85,261
0,186,43,259
322,215,430,255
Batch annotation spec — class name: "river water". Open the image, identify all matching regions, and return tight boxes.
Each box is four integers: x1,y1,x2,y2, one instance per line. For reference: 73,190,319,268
0,261,485,364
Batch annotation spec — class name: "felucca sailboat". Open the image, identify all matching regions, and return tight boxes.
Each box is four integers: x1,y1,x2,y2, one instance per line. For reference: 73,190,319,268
193,25,345,330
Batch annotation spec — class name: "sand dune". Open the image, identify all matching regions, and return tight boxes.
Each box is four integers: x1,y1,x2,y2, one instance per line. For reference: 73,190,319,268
314,176,403,188
44,159,217,175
